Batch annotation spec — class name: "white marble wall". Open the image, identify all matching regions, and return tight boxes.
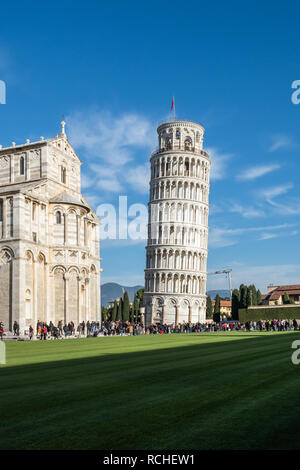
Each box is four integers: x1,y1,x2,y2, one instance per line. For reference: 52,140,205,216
0,132,101,332
144,121,210,325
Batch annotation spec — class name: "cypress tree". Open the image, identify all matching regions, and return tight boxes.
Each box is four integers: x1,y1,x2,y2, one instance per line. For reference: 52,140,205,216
250,285,258,305
206,296,213,319
257,289,262,305
240,284,248,308
283,292,290,304
246,288,252,307
101,306,106,322
129,304,134,323
133,295,139,322
213,294,221,322
232,289,240,320
123,291,130,322
116,299,122,321
111,301,117,322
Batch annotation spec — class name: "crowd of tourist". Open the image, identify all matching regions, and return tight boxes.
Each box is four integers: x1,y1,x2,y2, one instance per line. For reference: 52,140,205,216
0,317,299,340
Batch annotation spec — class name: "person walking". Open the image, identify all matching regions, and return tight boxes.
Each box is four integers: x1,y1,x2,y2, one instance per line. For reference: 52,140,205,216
29,325,34,340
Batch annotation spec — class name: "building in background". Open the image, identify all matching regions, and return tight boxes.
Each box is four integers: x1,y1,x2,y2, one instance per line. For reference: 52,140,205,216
212,300,232,318
143,120,210,325
0,122,101,332
262,285,300,305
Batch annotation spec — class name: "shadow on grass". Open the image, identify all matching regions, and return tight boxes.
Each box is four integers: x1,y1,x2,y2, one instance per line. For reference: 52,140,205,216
0,332,299,450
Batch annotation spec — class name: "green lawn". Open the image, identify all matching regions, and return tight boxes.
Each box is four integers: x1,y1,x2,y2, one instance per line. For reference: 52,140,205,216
1,332,300,450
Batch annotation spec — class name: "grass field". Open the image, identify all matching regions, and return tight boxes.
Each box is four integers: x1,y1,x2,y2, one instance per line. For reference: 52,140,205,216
1,332,300,450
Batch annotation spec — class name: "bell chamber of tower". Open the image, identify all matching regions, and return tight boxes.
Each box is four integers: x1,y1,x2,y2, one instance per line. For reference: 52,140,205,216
143,120,210,326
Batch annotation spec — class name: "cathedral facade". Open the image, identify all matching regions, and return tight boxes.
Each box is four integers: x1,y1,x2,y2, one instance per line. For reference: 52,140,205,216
143,120,210,325
0,123,101,333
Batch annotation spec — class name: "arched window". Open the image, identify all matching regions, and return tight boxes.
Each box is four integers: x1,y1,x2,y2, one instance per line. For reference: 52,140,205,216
176,129,180,139
184,138,192,151
20,156,25,175
56,211,62,224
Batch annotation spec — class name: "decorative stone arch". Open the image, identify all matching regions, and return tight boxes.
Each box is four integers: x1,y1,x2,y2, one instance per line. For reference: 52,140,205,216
155,296,164,307
52,204,66,214
67,207,78,215
90,263,97,274
168,297,178,307
180,298,190,308
37,251,47,264
25,249,35,262
68,265,80,274
81,267,89,277
51,264,66,274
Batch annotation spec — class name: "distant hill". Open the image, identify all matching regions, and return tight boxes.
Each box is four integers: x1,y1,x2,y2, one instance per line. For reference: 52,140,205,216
101,283,143,307
207,289,231,299
102,284,230,306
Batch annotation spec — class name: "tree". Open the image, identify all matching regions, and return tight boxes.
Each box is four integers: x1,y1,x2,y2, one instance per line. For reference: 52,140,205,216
257,289,262,305
101,306,108,322
133,294,139,322
111,301,117,322
232,289,240,320
122,291,130,322
213,294,221,322
116,299,123,321
129,304,134,323
136,288,144,301
206,296,213,319
249,284,257,305
246,288,252,307
239,284,248,309
283,292,290,304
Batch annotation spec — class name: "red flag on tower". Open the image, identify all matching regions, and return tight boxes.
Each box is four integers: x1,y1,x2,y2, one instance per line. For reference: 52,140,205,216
171,96,175,111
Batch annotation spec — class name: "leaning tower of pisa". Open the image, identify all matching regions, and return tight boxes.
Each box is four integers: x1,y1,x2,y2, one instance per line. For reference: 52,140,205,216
143,120,210,326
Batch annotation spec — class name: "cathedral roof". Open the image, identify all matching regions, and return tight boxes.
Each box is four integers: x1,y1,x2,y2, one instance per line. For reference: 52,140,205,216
0,180,47,195
50,191,90,211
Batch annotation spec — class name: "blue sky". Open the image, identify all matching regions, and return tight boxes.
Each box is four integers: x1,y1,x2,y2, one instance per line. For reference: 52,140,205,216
1,0,300,292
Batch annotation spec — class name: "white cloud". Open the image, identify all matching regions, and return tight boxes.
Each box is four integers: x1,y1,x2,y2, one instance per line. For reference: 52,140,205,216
265,196,300,215
81,173,95,189
260,183,293,200
207,147,233,180
269,134,295,152
97,178,123,192
237,164,280,181
81,192,103,210
209,223,297,248
124,164,150,194
258,183,300,215
67,110,155,196
229,203,265,218
208,227,240,248
258,232,279,240
67,110,155,165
